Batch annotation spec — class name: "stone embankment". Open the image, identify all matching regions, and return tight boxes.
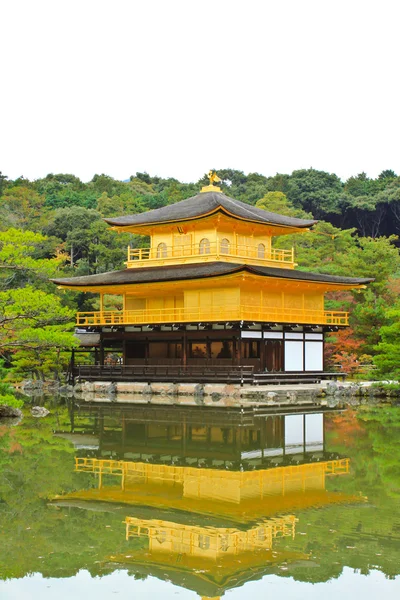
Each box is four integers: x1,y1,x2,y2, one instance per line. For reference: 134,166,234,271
18,378,398,406
64,379,395,407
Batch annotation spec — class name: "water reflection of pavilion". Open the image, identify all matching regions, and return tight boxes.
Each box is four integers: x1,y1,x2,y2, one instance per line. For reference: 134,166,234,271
57,405,361,598
69,402,338,467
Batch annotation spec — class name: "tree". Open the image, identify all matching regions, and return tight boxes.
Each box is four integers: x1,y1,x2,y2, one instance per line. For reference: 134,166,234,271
0,228,65,291
256,191,311,218
0,171,8,196
96,192,124,217
0,229,77,378
89,173,127,197
373,305,400,379
45,207,101,268
286,168,344,218
330,235,400,295
0,286,77,379
0,186,46,231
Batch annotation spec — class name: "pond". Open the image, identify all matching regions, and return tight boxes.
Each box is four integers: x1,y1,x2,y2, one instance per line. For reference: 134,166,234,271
1,398,400,599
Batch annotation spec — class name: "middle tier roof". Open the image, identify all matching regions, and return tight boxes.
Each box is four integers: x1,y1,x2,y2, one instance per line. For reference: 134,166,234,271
52,261,372,291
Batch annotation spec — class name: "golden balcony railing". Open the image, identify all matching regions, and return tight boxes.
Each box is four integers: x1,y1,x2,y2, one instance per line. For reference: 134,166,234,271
126,242,295,268
76,305,349,327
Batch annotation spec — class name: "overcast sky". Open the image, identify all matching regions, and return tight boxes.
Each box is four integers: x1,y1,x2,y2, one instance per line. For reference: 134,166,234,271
1,0,399,184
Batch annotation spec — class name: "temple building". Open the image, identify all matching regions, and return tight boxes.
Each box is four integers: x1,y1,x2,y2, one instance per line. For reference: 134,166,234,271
52,172,372,381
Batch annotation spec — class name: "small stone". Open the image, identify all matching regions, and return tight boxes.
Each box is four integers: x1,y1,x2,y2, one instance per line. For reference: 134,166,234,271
82,381,95,393
31,406,50,418
286,391,298,403
326,381,338,395
0,405,23,419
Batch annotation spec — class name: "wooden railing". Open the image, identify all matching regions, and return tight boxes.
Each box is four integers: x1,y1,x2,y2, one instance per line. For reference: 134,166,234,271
127,242,294,268
74,364,255,384
76,305,349,327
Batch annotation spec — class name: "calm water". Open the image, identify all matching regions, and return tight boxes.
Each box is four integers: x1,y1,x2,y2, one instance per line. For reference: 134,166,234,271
1,399,400,599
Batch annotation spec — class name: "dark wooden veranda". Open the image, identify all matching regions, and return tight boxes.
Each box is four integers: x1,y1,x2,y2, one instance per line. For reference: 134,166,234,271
70,364,346,385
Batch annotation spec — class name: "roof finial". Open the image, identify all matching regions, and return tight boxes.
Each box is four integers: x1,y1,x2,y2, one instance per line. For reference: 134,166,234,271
201,170,222,193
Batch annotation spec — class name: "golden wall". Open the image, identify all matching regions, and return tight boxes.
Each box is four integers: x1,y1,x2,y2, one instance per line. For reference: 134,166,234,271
123,281,324,318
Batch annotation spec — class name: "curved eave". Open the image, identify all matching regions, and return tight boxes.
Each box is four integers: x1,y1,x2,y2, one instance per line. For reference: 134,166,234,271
106,206,317,234
104,191,317,233
50,262,373,293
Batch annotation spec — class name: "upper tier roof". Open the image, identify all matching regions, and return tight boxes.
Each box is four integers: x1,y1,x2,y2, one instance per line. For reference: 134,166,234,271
51,262,373,288
104,191,317,229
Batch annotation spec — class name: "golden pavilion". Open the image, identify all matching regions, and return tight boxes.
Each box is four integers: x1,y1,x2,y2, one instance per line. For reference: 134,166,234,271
52,171,372,381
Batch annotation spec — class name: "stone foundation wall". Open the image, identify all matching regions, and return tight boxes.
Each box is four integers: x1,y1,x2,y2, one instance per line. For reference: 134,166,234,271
19,379,397,408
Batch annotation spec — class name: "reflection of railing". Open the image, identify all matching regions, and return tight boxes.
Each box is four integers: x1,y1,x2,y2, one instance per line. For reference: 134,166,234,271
125,515,297,549
325,459,350,476
75,457,350,481
76,306,349,326
127,242,294,267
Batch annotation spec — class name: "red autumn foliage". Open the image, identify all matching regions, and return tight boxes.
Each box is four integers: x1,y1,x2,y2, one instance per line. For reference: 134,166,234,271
325,328,363,372
325,410,366,445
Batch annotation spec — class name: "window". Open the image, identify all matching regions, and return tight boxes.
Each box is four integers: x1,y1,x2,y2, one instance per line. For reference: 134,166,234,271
198,534,210,550
154,530,167,544
148,342,182,359
125,342,146,359
189,342,207,358
210,341,233,359
258,243,266,258
173,234,191,256
220,238,230,254
168,342,182,359
243,340,260,358
156,242,167,258
199,238,210,254
220,535,229,551
148,342,168,358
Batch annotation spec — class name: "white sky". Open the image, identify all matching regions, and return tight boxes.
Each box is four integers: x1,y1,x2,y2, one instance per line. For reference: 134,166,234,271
1,0,399,184
1,569,400,600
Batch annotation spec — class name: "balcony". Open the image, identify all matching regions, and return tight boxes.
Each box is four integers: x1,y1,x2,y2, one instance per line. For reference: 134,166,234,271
126,241,295,269
76,306,349,327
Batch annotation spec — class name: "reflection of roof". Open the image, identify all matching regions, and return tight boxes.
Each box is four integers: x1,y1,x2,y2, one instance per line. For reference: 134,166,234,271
108,548,307,598
104,191,317,229
52,261,373,288
57,487,360,522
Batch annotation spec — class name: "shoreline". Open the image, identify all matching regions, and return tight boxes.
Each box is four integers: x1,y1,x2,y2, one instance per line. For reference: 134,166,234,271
16,378,400,408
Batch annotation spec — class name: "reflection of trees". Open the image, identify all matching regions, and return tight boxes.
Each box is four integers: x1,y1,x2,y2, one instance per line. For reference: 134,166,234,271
0,408,143,580
1,406,400,585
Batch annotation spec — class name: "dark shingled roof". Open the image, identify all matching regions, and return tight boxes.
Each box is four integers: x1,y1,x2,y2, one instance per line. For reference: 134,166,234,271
51,262,373,288
104,191,317,229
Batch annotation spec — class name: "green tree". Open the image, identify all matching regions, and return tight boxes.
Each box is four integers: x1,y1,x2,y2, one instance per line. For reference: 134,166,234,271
256,191,311,218
0,185,46,231
0,171,8,196
373,306,400,379
89,173,127,197
286,168,344,218
0,228,65,291
0,287,77,378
